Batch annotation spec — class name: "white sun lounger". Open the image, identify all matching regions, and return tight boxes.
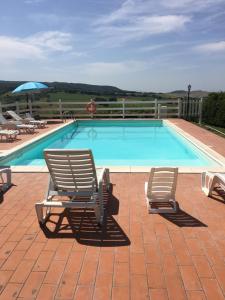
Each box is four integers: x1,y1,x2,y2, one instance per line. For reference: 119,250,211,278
0,166,11,192
25,113,47,128
0,129,19,141
201,171,225,196
35,149,110,225
145,167,178,213
0,113,36,134
7,110,44,128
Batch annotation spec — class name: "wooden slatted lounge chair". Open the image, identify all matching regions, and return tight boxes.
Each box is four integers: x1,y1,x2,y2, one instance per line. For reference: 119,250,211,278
0,113,36,134
0,166,11,192
0,129,19,141
201,171,225,196
145,167,178,213
25,113,47,128
35,149,110,226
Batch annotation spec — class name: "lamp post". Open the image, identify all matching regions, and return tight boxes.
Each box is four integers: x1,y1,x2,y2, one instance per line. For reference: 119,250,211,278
187,84,191,119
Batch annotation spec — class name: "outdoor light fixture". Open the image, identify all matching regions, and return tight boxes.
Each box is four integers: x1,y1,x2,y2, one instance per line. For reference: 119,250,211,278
187,84,191,119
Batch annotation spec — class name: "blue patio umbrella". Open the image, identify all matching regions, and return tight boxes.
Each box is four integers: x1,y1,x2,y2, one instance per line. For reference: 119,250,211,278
12,81,49,110
12,81,48,94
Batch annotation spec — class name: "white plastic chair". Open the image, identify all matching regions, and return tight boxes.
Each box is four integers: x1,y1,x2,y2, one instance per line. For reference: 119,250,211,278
35,149,110,225
145,167,178,213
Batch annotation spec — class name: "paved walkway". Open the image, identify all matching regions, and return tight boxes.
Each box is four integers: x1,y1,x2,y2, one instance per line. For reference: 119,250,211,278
0,172,225,299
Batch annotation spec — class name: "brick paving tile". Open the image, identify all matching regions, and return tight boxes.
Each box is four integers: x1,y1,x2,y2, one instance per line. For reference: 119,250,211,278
112,286,129,300
0,283,22,300
98,251,114,274
7,227,28,242
144,243,161,264
113,262,129,287
149,289,168,300
185,239,204,255
0,242,17,260
1,251,26,271
212,265,225,295
192,255,214,278
187,290,206,300
180,265,202,291
146,264,165,289
19,271,45,298
130,274,149,300
36,284,57,300
74,286,93,300
114,247,129,263
15,234,36,251
0,270,13,295
24,242,45,260
158,237,174,256
201,278,224,300
54,242,73,261
130,252,146,275
33,251,55,272
44,260,66,285
93,287,112,300
95,273,113,288
78,260,98,286
163,254,187,300
10,259,35,284
55,272,79,299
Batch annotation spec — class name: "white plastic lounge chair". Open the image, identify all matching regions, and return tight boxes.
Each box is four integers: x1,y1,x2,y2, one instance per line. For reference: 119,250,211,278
0,113,36,134
145,167,178,213
25,113,47,128
201,171,225,196
0,129,19,141
0,166,11,192
7,110,44,128
35,149,110,226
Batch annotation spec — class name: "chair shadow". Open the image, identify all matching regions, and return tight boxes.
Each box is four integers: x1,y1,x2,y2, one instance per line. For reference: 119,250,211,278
0,184,15,204
41,184,130,247
160,205,207,227
210,187,225,203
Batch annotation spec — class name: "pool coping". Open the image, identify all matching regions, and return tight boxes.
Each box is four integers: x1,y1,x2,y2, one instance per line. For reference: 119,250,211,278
1,119,225,174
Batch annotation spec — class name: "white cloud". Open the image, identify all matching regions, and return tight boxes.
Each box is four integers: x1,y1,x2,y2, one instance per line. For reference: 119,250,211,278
26,31,73,52
95,15,190,45
195,41,225,53
160,0,225,10
0,31,74,63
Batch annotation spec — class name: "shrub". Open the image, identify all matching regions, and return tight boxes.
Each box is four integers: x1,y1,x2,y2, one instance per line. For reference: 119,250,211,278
203,92,225,127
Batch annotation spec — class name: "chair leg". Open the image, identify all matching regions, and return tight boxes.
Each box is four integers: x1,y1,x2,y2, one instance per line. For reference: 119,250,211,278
35,203,44,224
94,206,102,225
105,168,110,191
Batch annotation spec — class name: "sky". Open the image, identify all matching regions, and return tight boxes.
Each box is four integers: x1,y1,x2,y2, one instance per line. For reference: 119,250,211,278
0,0,225,92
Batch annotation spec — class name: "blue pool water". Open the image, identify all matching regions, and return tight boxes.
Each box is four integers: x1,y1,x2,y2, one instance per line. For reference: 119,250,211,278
0,120,218,166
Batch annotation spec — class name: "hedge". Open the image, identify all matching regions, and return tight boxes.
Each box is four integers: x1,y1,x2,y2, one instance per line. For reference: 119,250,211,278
202,92,225,128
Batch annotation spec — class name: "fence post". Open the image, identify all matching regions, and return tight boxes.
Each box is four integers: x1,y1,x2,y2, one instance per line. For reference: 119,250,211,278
122,98,125,119
178,98,181,118
59,99,63,121
157,104,161,119
154,99,158,118
16,101,20,114
28,99,32,115
199,98,203,125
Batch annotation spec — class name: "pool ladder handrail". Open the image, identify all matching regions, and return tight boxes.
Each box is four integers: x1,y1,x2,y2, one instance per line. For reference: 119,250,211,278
62,111,76,123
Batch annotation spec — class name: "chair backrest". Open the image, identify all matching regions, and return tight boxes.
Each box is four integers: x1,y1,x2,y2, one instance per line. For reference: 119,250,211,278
0,114,7,124
147,167,178,201
7,111,22,121
44,149,98,193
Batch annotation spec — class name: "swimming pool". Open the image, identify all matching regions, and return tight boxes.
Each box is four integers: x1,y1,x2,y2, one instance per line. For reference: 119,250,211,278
0,120,220,167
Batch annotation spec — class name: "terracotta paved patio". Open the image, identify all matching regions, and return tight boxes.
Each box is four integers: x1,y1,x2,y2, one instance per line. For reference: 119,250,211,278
0,172,225,300
0,119,225,299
